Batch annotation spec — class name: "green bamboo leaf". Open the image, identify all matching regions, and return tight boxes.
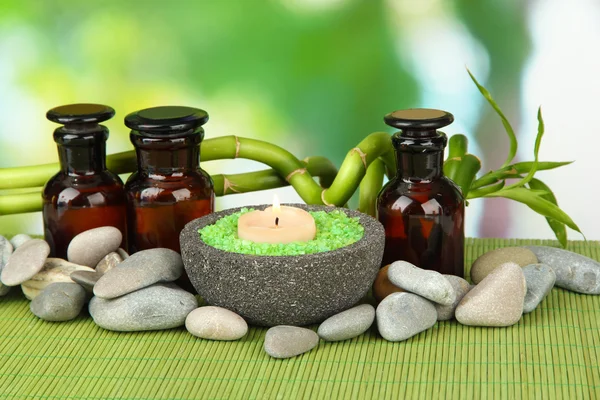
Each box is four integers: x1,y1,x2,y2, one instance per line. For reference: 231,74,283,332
468,68,518,168
511,160,573,174
466,180,505,199
528,178,567,247
447,134,468,159
505,107,544,190
484,187,582,234
472,161,572,191
470,171,524,190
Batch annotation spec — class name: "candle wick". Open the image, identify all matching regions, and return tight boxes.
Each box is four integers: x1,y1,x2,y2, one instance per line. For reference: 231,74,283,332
275,217,279,227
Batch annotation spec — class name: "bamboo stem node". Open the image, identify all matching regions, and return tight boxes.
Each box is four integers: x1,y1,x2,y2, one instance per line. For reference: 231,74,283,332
350,147,368,170
321,189,334,206
286,168,307,182
234,136,241,158
222,177,240,194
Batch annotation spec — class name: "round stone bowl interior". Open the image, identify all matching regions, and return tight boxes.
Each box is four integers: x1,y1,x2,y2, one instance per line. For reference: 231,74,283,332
180,204,384,327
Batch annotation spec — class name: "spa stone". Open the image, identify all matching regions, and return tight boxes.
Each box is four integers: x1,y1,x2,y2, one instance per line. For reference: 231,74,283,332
387,261,456,306
0,235,13,295
526,246,600,294
456,262,526,327
522,263,556,313
94,248,183,299
317,304,375,341
30,282,86,322
185,306,248,341
89,283,197,332
9,234,32,249
67,226,122,267
264,326,319,359
1,239,49,286
376,292,437,342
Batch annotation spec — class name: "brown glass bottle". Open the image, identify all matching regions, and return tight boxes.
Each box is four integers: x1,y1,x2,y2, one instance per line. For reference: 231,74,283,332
124,106,214,257
42,104,127,258
377,109,465,276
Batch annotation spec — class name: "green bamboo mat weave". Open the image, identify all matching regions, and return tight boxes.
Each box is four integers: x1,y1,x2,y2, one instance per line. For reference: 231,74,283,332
1,238,600,400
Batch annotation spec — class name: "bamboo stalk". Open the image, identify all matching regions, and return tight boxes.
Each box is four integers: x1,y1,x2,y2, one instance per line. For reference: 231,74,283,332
204,134,393,206
322,132,392,206
452,154,482,198
0,158,340,215
358,158,386,217
303,156,338,188
212,170,285,196
0,192,43,215
0,133,393,213
443,157,462,181
447,134,468,159
212,156,338,196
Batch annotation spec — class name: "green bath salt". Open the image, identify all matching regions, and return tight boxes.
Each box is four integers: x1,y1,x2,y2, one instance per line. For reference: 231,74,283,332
199,208,364,256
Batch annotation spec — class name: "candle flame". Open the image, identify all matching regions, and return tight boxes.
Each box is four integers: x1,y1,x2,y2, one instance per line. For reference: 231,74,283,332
272,194,281,213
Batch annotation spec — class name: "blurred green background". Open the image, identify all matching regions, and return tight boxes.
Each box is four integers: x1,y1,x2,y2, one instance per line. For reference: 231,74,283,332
1,0,598,240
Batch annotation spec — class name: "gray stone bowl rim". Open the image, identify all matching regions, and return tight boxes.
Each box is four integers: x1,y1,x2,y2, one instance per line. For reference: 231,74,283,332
186,203,375,260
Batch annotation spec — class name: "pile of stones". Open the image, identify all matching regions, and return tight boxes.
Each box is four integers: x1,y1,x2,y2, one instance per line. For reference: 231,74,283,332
265,245,600,358
2,229,600,360
0,228,248,340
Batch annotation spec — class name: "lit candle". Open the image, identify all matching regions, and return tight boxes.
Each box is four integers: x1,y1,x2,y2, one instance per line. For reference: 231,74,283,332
237,195,317,244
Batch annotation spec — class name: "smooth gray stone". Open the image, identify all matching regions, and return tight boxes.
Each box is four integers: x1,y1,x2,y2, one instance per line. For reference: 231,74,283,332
70,270,102,293
94,248,183,299
0,283,10,296
30,282,86,322
435,275,471,321
20,258,94,300
317,304,375,341
264,326,319,359
471,247,537,284
456,262,526,327
0,235,13,296
89,283,198,332
116,248,129,260
9,234,32,249
387,261,456,306
522,263,556,313
1,239,49,286
0,234,13,269
526,246,600,294
185,306,248,341
95,252,123,275
67,227,122,267
376,292,437,342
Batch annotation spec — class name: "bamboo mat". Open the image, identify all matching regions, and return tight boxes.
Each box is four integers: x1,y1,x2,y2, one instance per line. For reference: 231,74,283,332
1,238,599,400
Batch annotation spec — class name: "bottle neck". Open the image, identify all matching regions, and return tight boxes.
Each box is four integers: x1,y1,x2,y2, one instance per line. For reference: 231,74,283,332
395,150,444,182
132,134,201,175
54,127,108,176
392,131,447,182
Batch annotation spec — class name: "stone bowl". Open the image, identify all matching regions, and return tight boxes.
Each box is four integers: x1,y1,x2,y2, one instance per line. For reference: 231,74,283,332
180,204,385,327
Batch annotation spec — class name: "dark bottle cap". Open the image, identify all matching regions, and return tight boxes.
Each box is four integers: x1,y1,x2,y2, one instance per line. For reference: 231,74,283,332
384,108,454,137
124,106,209,136
47,104,115,125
